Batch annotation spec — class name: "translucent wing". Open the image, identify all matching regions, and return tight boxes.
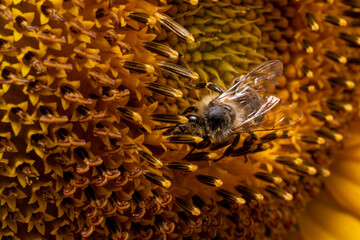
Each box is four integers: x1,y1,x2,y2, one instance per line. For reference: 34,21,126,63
211,60,285,131
213,60,283,104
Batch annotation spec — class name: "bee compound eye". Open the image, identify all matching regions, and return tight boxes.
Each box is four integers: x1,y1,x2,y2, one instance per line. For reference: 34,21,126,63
223,105,233,114
187,115,198,123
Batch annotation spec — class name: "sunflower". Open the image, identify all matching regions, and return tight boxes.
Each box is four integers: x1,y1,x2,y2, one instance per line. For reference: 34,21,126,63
0,0,359,239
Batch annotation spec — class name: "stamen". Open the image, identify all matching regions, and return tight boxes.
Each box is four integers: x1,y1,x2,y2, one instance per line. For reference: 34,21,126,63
315,128,343,142
117,107,142,122
121,60,155,73
158,61,199,80
325,51,347,64
327,99,353,112
301,38,314,54
175,197,201,216
325,15,347,26
215,189,246,205
155,12,195,43
145,82,183,98
166,135,203,144
235,185,264,201
151,114,188,124
299,135,326,145
275,156,303,166
328,76,355,89
305,12,320,31
300,84,316,93
143,171,171,188
254,172,283,184
289,163,317,175
165,162,198,172
195,174,223,187
310,110,334,122
264,185,293,201
128,12,157,25
301,65,314,78
143,42,179,60
137,149,163,168
184,152,217,161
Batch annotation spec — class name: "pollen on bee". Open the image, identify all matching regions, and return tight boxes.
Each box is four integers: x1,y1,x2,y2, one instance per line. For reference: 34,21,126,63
137,149,163,168
143,42,179,60
151,114,188,124
121,60,155,74
158,61,199,80
175,197,201,216
143,171,171,188
264,185,293,201
155,12,195,43
165,162,198,172
145,82,183,98
195,174,223,187
235,185,264,201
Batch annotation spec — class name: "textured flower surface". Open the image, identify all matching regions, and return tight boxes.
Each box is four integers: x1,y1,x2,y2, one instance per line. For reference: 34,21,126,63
0,0,359,239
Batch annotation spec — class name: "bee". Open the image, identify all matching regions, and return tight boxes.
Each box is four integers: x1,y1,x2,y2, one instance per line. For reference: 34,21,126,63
168,60,288,161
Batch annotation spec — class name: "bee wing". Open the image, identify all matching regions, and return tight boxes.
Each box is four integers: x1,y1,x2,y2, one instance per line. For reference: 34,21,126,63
212,60,283,103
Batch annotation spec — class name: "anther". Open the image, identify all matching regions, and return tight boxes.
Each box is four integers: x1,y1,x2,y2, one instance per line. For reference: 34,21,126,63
195,174,223,187
143,42,179,60
254,172,283,185
155,12,195,43
166,135,203,144
184,152,217,161
300,84,316,93
327,99,353,112
143,171,171,188
315,128,343,142
310,110,334,122
145,82,183,98
121,60,154,73
325,15,347,26
328,76,355,89
301,65,314,78
305,12,320,31
165,162,198,172
215,189,246,206
117,107,142,123
325,51,347,64
175,197,201,216
264,185,293,201
151,114,188,124
128,12,157,25
137,149,163,168
289,163,317,175
301,38,314,54
158,61,199,80
235,185,264,201
299,135,326,145
275,156,303,166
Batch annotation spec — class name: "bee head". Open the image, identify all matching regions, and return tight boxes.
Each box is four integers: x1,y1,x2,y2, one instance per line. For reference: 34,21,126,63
204,105,234,142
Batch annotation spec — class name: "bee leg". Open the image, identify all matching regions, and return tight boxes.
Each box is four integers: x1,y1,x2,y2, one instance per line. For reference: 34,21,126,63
194,82,223,93
243,126,258,143
214,134,240,162
183,136,211,160
182,106,198,115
